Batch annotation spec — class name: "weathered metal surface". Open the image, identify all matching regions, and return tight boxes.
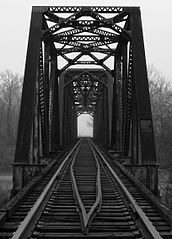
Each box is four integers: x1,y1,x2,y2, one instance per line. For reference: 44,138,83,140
13,5,157,196
2,139,172,238
14,8,43,164
129,7,157,163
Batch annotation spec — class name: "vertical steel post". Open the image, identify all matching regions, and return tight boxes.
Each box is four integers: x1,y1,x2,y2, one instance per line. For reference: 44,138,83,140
62,87,67,146
93,107,98,140
58,72,65,148
13,7,44,193
43,41,50,157
121,42,128,154
111,48,121,152
50,52,60,152
103,87,109,146
129,7,157,163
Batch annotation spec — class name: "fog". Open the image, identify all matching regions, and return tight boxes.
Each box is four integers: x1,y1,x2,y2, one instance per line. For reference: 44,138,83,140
77,114,93,137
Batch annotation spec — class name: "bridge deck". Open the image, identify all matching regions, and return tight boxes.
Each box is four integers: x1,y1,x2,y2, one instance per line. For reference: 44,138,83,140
0,138,172,238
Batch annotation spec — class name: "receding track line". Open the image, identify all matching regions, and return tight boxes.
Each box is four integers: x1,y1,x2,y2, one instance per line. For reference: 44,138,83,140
89,139,164,239
1,138,172,238
70,140,102,234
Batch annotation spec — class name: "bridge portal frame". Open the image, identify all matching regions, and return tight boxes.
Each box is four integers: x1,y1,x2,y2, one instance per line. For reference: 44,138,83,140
12,6,157,195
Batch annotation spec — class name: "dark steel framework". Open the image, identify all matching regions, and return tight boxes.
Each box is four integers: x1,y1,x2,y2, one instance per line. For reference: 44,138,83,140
13,6,157,194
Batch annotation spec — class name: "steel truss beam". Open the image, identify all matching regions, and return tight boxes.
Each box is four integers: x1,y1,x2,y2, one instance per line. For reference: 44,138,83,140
13,6,157,194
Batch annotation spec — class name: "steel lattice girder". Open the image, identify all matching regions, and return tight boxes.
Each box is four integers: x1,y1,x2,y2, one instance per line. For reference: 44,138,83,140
68,71,104,115
40,6,131,76
14,6,157,180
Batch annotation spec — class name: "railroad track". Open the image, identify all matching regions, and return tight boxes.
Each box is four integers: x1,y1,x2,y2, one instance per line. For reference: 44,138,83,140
0,138,172,238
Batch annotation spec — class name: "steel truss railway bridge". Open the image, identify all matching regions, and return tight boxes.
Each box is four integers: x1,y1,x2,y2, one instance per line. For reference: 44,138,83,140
1,5,172,239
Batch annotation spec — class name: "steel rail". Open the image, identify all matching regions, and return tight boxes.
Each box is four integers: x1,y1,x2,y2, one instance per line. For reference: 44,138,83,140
70,147,88,233
11,139,82,239
87,142,102,228
90,139,163,239
70,139,102,234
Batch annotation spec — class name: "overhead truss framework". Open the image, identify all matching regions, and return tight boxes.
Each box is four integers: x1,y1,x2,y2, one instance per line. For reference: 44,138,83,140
42,6,130,75
13,6,157,193
63,70,109,116
58,69,112,147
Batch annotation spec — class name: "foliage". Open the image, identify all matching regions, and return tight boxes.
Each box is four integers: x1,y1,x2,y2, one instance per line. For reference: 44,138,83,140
0,70,22,146
0,70,22,174
0,142,14,173
86,116,93,128
148,65,172,166
0,183,11,209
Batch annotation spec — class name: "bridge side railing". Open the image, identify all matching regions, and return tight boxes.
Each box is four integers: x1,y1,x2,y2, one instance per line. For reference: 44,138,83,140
124,164,159,195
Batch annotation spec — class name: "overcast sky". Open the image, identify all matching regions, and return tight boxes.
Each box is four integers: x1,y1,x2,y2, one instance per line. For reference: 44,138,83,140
0,0,172,81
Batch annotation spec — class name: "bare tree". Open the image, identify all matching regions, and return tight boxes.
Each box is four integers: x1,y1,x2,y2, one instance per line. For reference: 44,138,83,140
148,65,172,164
0,70,22,145
86,116,93,128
